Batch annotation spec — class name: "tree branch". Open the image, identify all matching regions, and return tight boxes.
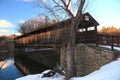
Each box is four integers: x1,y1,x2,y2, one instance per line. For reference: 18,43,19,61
67,0,71,8
75,0,86,30
61,0,74,17
53,0,66,10
76,0,85,17
40,0,59,22
53,0,74,18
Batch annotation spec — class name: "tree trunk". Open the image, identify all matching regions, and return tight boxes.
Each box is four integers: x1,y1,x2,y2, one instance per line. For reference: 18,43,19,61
65,18,77,79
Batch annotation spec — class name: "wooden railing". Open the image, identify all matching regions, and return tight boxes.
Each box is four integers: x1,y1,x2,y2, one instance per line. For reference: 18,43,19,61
76,32,120,50
14,28,120,50
97,34,120,50
76,30,97,44
14,27,70,48
14,25,120,50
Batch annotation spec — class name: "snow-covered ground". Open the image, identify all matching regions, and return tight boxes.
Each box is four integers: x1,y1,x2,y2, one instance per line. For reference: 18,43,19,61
16,58,120,80
71,58,120,80
16,45,120,80
100,45,120,51
16,70,65,80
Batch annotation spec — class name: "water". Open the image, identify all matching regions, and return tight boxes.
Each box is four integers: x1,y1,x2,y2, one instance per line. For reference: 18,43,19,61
0,59,23,80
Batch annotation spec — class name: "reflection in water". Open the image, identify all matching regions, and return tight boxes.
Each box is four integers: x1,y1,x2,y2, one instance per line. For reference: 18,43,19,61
0,58,14,69
0,58,23,80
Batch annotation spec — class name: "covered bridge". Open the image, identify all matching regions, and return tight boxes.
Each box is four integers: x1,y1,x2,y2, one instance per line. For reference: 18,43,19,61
14,13,101,75
14,13,99,48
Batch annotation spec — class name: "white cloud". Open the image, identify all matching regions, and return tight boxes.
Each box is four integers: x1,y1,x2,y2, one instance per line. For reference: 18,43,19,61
14,32,22,36
23,0,47,2
42,0,46,2
19,20,25,24
16,0,35,2
22,0,35,2
0,30,9,33
0,30,10,36
0,20,13,28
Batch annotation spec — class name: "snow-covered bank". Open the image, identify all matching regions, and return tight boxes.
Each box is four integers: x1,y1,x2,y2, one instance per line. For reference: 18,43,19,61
71,58,120,80
16,70,64,80
16,58,120,80
101,45,120,51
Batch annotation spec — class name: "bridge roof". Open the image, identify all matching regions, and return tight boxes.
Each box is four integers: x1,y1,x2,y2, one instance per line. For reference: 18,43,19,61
15,13,99,39
78,13,99,29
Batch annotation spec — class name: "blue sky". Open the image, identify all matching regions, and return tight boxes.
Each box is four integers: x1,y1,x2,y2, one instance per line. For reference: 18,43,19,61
0,0,120,35
88,0,120,29
0,0,38,35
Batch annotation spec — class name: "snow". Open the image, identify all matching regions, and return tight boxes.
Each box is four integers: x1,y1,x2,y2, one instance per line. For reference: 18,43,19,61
100,45,120,51
16,70,64,80
16,58,120,80
71,58,120,80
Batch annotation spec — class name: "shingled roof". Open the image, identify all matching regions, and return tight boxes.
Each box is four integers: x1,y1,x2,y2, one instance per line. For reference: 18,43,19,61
78,13,99,29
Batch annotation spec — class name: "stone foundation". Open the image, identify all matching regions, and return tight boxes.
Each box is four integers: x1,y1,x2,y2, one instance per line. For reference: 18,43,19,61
61,44,114,76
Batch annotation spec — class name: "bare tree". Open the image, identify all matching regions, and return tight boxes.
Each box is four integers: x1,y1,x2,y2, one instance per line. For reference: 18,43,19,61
64,1,86,79
18,16,46,34
18,15,57,34
35,0,90,79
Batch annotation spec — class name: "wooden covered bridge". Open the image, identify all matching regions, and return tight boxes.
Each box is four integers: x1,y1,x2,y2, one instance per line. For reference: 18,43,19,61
14,13,120,51
14,13,99,49
13,13,120,74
